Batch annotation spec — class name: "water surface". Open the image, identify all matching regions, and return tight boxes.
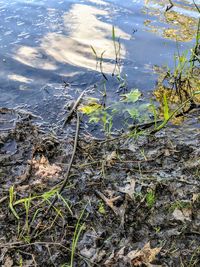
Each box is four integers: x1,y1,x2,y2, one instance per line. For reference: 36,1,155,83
0,0,199,124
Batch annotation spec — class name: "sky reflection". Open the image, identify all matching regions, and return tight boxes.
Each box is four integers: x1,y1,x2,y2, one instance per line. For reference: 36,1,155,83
13,2,130,74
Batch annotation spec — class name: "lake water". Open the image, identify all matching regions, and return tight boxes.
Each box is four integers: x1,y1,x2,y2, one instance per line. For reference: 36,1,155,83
0,0,199,125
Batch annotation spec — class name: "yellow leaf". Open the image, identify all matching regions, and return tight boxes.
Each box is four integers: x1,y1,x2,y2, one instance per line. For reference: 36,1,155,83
79,101,102,115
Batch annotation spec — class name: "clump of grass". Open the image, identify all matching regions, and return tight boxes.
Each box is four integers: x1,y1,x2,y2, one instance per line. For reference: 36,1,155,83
146,189,156,208
68,207,86,267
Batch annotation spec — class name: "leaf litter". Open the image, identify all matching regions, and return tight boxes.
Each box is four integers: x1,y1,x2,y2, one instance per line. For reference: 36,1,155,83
0,107,200,266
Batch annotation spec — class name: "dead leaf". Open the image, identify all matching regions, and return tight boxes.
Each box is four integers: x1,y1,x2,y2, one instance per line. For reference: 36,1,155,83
192,193,199,203
118,178,136,199
3,255,13,267
172,208,191,222
172,208,185,222
32,156,62,179
104,247,125,267
127,242,161,266
182,208,192,221
106,151,117,166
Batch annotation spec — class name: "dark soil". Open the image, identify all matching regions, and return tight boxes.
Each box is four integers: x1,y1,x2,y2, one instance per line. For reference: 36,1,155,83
0,107,200,267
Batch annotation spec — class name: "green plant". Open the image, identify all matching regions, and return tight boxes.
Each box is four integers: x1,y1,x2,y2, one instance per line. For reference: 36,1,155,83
9,186,19,220
146,189,156,208
98,201,106,214
154,226,161,234
112,25,122,78
191,0,200,65
68,207,86,267
91,45,107,81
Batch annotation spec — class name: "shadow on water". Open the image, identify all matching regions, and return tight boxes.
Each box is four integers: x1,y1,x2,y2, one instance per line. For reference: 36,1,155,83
0,0,199,124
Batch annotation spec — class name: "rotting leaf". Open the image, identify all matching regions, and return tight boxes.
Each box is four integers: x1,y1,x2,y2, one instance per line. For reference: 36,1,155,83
106,151,118,166
118,178,136,199
104,247,125,266
127,242,162,266
3,255,13,267
172,208,192,222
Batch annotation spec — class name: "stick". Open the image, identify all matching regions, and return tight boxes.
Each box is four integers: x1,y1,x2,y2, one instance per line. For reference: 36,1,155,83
128,120,163,131
95,190,121,215
49,112,80,211
63,90,86,127
31,113,80,238
166,0,174,11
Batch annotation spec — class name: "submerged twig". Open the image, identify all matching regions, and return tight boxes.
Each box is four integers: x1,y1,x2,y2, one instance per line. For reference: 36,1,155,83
63,90,86,127
128,120,163,131
166,0,174,11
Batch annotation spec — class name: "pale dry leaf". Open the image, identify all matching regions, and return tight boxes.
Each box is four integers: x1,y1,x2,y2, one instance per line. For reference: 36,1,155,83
172,208,191,222
3,255,13,267
32,156,62,179
40,155,49,165
182,208,192,221
106,151,117,166
127,242,161,266
192,193,199,203
118,178,136,199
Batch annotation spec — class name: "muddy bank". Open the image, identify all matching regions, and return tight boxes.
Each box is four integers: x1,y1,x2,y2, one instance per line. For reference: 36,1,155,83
0,107,200,267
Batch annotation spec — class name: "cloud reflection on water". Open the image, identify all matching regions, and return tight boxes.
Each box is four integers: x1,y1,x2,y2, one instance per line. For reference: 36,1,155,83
13,2,130,74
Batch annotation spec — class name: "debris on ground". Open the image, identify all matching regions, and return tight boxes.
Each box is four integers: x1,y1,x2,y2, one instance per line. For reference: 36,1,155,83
0,107,200,266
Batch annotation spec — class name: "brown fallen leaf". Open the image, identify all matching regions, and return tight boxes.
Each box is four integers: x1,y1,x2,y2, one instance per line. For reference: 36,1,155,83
32,155,62,179
106,151,118,166
3,255,13,267
127,242,162,266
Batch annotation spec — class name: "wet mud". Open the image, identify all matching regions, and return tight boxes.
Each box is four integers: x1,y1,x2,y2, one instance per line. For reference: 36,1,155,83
0,107,200,266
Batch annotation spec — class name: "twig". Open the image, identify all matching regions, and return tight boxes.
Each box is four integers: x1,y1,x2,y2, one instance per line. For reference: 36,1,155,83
63,90,86,127
60,114,80,192
49,112,80,211
166,0,174,11
129,120,162,131
31,113,80,238
0,196,8,204
95,190,121,215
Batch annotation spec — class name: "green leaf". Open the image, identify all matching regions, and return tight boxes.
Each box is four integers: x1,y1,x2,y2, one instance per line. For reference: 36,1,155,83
163,93,169,120
98,201,106,214
126,108,139,119
194,90,200,95
89,116,100,123
9,186,19,220
121,89,141,103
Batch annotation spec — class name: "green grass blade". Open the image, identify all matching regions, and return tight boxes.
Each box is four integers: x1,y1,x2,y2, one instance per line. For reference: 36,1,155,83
9,186,19,220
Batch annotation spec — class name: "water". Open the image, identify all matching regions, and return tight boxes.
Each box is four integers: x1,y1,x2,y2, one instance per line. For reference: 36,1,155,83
0,0,199,124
